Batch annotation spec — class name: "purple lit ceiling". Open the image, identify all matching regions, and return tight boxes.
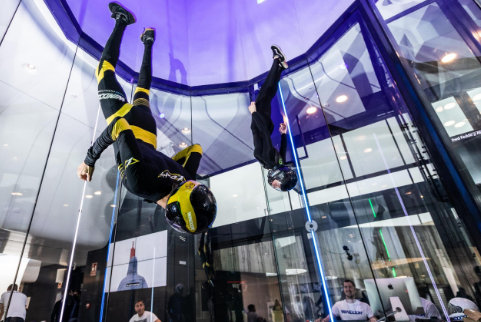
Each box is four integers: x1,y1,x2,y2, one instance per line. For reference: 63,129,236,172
60,0,354,86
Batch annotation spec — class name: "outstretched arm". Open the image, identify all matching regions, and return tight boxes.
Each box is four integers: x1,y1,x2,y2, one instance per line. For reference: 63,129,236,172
77,126,115,181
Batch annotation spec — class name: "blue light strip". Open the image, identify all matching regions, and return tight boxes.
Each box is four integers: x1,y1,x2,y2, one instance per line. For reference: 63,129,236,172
99,170,120,321
278,83,334,321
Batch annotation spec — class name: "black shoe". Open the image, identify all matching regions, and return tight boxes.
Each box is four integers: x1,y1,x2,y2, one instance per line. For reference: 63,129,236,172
141,28,155,44
109,2,136,25
271,45,288,69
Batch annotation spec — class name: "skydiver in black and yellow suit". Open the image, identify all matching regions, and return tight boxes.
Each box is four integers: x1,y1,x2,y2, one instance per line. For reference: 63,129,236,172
77,2,216,234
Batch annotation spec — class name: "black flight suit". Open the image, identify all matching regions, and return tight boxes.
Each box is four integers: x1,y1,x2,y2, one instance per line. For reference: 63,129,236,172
84,19,201,202
251,59,287,170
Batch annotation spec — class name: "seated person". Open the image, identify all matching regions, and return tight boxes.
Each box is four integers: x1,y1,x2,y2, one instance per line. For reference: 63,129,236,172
409,288,441,321
318,279,376,322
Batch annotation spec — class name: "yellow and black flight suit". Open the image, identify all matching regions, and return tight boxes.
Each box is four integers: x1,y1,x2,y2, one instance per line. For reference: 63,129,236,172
84,18,201,202
251,58,287,170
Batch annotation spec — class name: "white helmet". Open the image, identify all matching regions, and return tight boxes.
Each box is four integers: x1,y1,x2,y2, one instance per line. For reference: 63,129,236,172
448,297,479,320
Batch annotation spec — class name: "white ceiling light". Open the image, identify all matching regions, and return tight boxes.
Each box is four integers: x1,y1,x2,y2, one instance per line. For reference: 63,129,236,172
179,142,187,148
232,194,238,198
63,204,69,207
335,95,348,103
94,191,102,195
11,192,23,196
454,121,466,128
306,106,317,114
444,120,455,127
23,63,37,71
356,135,366,141
181,127,191,134
85,194,93,199
286,268,307,275
441,52,458,64
363,148,373,153
435,106,443,113
444,102,456,110
339,155,347,160
110,204,116,208
473,93,481,101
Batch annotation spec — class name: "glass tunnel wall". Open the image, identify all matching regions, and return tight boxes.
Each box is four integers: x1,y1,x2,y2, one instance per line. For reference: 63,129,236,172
2,0,481,321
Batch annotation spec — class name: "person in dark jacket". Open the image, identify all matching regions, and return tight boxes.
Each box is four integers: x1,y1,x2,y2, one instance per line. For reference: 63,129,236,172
249,46,297,191
76,2,216,234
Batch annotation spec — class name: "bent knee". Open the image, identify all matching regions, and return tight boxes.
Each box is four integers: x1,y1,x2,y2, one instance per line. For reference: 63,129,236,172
190,144,203,155
111,118,132,141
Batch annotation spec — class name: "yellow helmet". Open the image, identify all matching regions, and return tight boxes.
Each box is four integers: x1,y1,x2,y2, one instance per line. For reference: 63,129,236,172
166,181,217,234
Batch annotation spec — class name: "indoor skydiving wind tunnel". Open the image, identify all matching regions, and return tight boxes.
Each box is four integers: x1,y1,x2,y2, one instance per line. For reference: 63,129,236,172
4,0,481,321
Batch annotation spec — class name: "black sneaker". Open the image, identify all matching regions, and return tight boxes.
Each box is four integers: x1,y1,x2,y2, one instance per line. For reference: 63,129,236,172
109,2,136,25
271,45,288,69
141,28,155,44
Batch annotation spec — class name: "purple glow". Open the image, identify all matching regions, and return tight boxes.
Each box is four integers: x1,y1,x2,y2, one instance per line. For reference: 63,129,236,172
65,0,354,86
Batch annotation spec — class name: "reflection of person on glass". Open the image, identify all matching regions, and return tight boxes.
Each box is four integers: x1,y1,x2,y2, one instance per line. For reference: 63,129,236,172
76,2,216,234
319,280,376,322
129,299,161,322
0,284,27,322
248,46,297,191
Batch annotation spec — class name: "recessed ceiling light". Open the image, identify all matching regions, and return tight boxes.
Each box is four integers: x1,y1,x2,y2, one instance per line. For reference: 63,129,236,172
110,204,116,208
441,52,457,64
85,194,93,199
286,268,307,275
405,191,412,195
363,147,372,153
444,102,456,110
63,204,69,207
306,106,317,114
444,120,455,127
94,191,102,195
24,63,36,71
179,142,187,148
435,106,443,113
339,155,347,160
321,215,327,219
11,192,23,196
473,93,481,101
473,30,481,41
3,143,8,147
181,127,191,134
454,121,466,128
335,95,348,103
232,194,238,198
159,113,165,119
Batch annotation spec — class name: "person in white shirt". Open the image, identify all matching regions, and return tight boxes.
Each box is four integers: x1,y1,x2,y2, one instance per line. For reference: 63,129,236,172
0,284,27,322
319,280,376,322
129,299,161,322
